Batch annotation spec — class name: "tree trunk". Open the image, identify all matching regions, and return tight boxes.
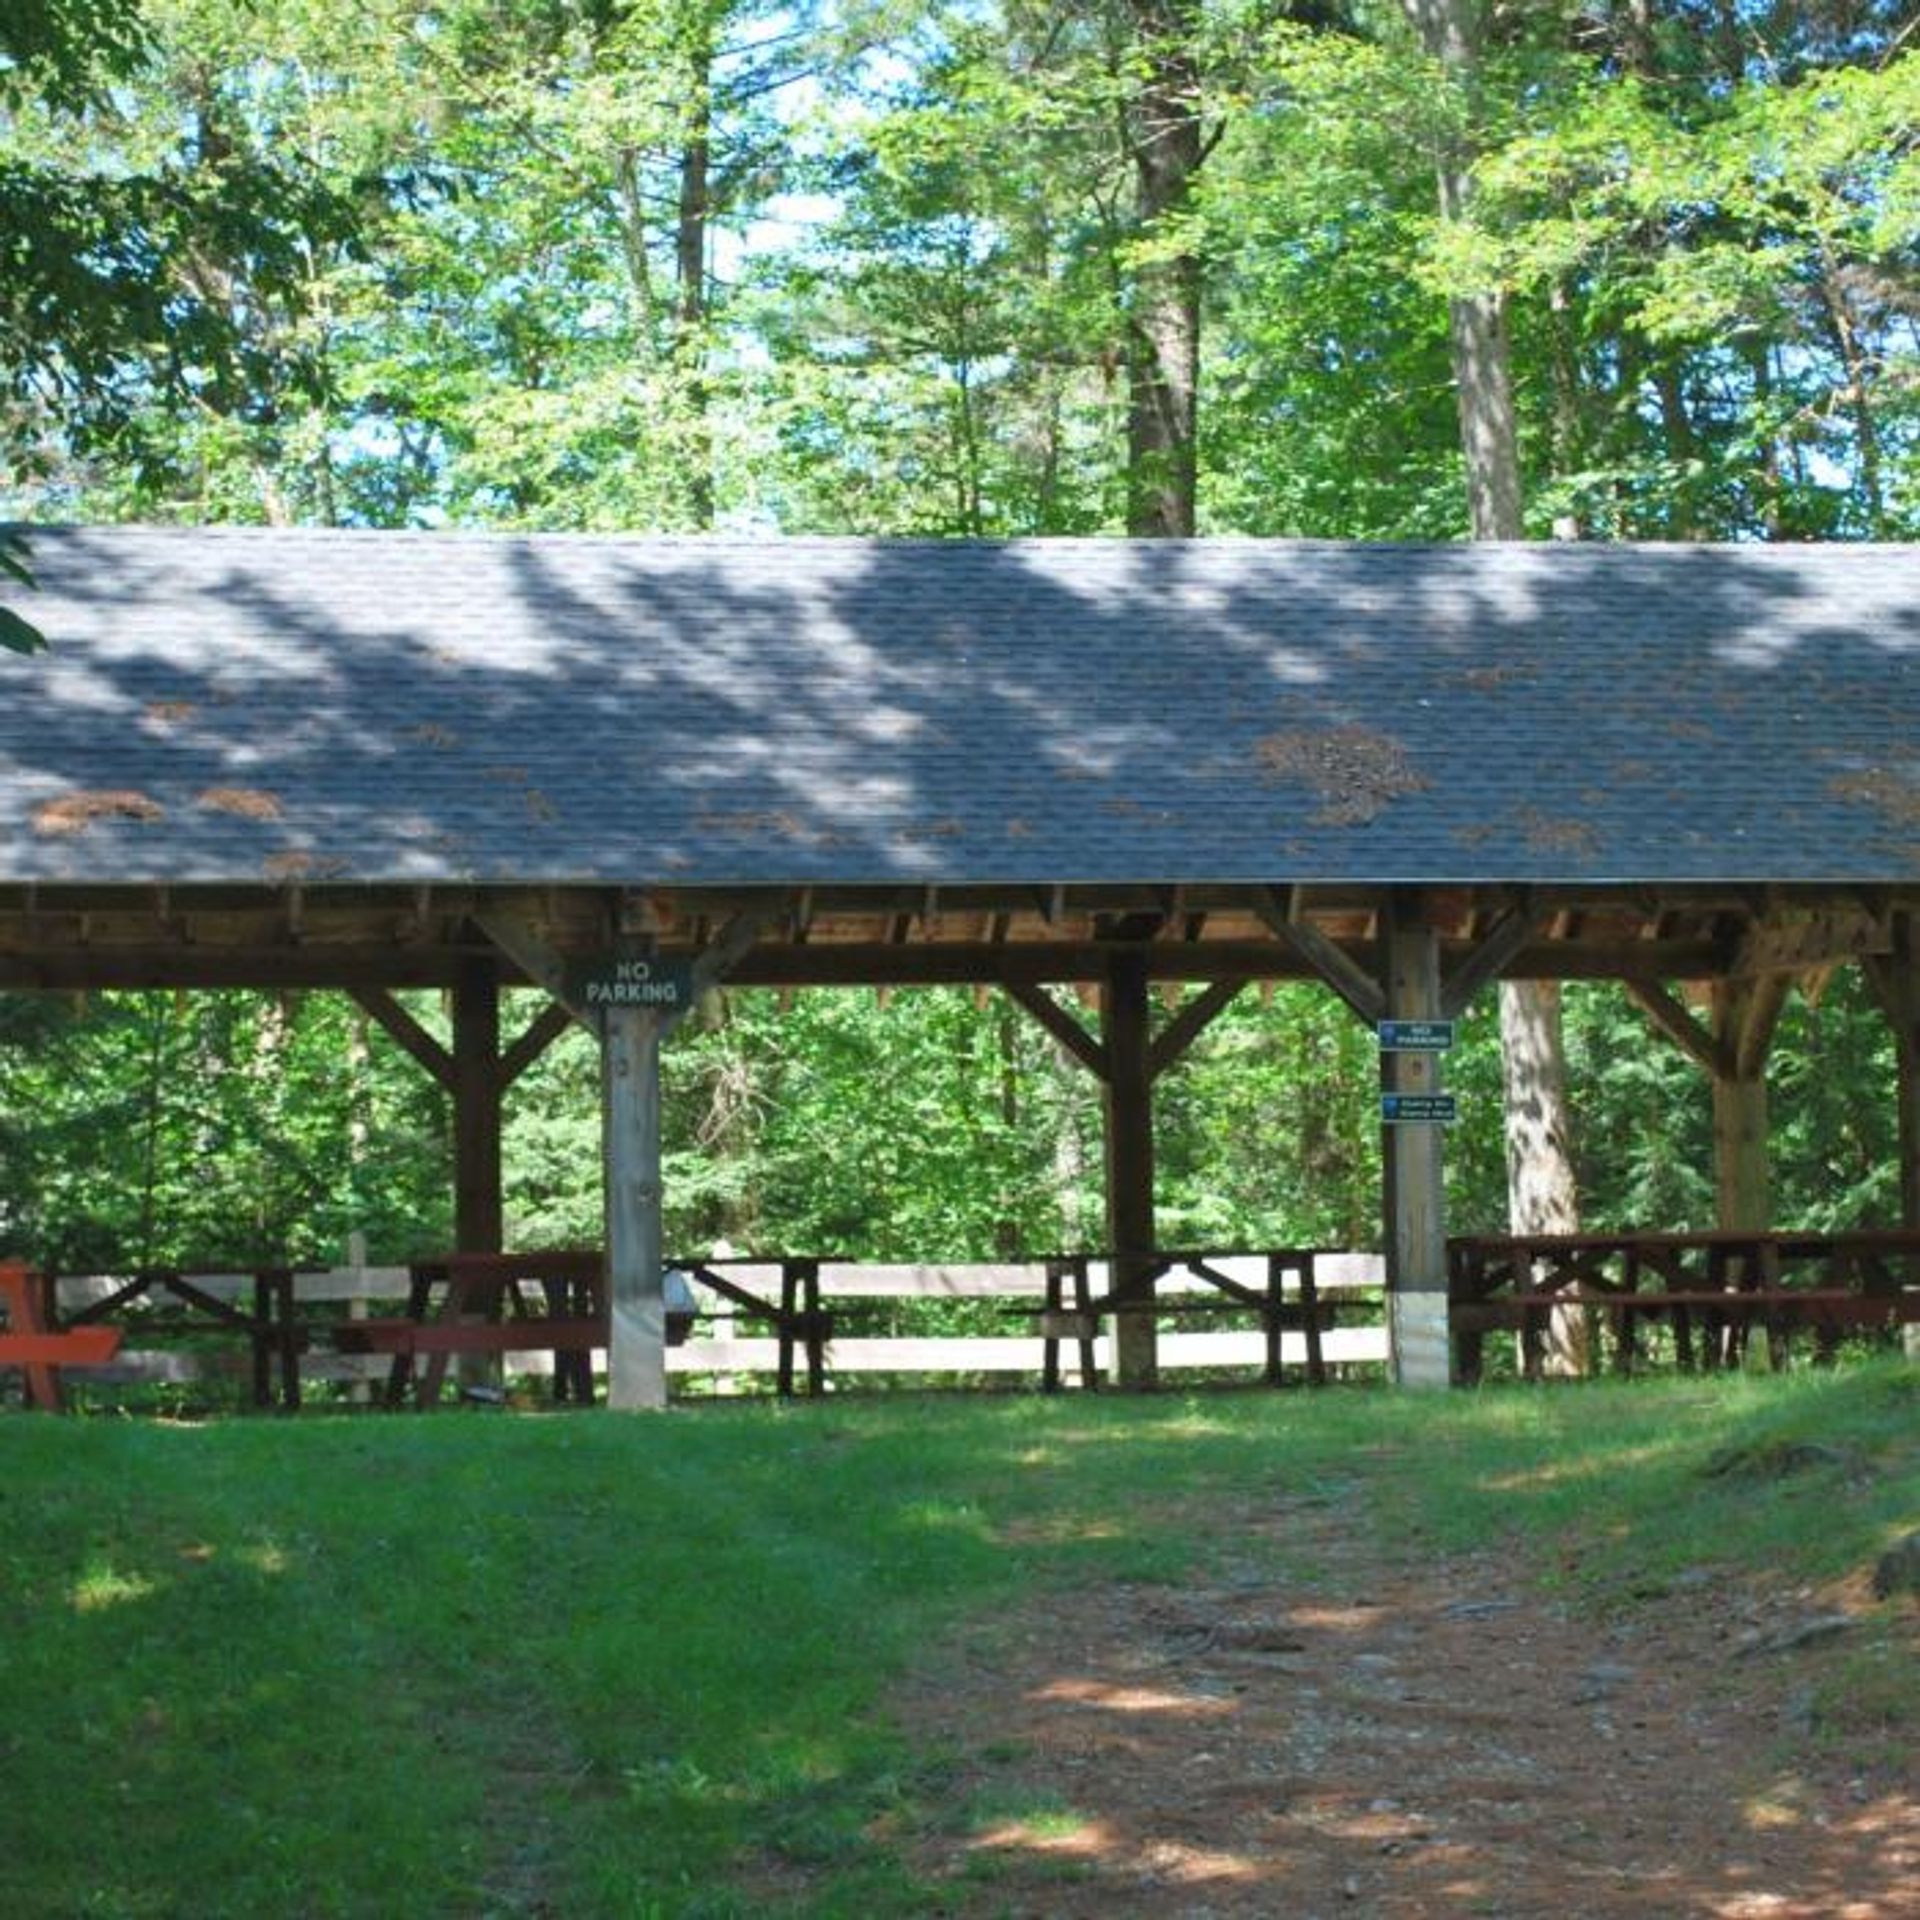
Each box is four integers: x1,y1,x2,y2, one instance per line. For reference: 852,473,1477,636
1818,264,1887,534
1405,0,1585,1372
1878,918,1920,1233
1403,0,1524,544
1548,280,1584,540
996,997,1021,1259
674,17,716,530
1123,0,1203,537
1500,976,1585,1369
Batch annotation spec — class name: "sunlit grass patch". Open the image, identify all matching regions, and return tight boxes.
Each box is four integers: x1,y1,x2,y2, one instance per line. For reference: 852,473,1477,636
69,1560,157,1612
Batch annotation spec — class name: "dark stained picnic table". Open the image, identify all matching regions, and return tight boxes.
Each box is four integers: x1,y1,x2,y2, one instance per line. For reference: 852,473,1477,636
1019,1249,1371,1391
333,1250,610,1408
52,1265,312,1409
1448,1228,1920,1380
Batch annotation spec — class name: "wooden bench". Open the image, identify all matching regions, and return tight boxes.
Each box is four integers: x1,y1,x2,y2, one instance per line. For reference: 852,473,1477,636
53,1266,310,1410
1450,1229,1920,1380
333,1316,608,1357
673,1258,832,1396
1016,1250,1385,1390
659,1252,1389,1393
0,1263,123,1410
331,1252,612,1408
1453,1285,1919,1377
334,1314,606,1406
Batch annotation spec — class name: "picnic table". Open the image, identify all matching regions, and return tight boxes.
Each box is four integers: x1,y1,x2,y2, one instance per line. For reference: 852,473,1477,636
1448,1228,1920,1381
1021,1249,1374,1390
333,1250,612,1407
0,1262,121,1410
672,1258,830,1395
54,1265,311,1409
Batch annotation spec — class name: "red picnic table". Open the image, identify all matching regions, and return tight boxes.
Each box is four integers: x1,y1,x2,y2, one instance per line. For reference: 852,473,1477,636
0,1261,122,1410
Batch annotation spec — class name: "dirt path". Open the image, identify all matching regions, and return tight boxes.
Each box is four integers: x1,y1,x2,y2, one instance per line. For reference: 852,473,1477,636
891,1487,1918,1918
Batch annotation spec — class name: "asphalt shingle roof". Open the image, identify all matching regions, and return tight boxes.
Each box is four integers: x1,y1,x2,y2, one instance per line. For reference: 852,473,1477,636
2,525,1916,888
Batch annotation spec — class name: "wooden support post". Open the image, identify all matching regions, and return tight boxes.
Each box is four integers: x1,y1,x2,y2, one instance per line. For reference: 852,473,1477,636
1897,995,1920,1237
1709,977,1786,1233
602,1001,668,1412
480,894,787,1414
1865,913,1920,1233
1711,1065,1769,1233
1879,919,1920,1352
452,958,504,1254
1712,976,1785,1370
1102,949,1158,1388
1381,892,1450,1388
1006,967,1237,1390
452,959,505,1391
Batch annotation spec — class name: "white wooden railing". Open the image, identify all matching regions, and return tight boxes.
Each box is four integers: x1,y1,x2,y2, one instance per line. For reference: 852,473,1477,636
35,1252,1390,1394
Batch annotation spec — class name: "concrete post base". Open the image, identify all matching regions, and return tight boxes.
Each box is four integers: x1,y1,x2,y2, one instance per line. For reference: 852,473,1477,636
1390,1290,1452,1389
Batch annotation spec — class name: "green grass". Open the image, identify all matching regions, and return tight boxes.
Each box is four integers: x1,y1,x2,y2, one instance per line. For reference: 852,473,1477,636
1,1365,1915,1917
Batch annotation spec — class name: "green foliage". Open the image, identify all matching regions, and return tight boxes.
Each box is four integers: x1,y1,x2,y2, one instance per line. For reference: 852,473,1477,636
0,990,448,1268
1158,984,1383,1244
749,85,1126,534
6,1,1909,537
0,529,44,652
2,966,1905,1281
0,0,354,494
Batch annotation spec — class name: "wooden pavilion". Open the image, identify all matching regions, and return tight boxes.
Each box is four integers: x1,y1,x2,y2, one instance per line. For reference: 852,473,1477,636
2,527,1917,1405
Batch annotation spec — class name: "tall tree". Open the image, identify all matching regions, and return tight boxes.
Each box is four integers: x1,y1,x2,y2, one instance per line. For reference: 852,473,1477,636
755,49,1124,534
1,0,347,636
1403,0,1584,1368
1121,0,1207,534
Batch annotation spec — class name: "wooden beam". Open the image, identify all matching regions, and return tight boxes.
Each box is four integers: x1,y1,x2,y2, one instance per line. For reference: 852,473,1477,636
1252,889,1385,1026
1708,976,1791,1233
397,885,433,945
0,950,475,990
1440,902,1538,1019
689,900,787,1002
1624,981,1733,1079
1005,982,1109,1081
1732,972,1792,1081
0,931,1729,994
1145,980,1243,1082
1731,908,1888,979
350,987,455,1091
475,910,594,1029
498,998,574,1089
723,937,1511,989
1712,980,1770,1233
1098,908,1168,944
1864,913,1920,1230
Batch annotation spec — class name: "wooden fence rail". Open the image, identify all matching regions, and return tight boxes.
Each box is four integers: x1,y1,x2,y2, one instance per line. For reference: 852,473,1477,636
27,1252,1391,1399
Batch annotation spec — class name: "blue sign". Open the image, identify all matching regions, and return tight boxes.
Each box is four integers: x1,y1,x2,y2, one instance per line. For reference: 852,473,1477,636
1382,1093,1458,1125
1378,1020,1455,1052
